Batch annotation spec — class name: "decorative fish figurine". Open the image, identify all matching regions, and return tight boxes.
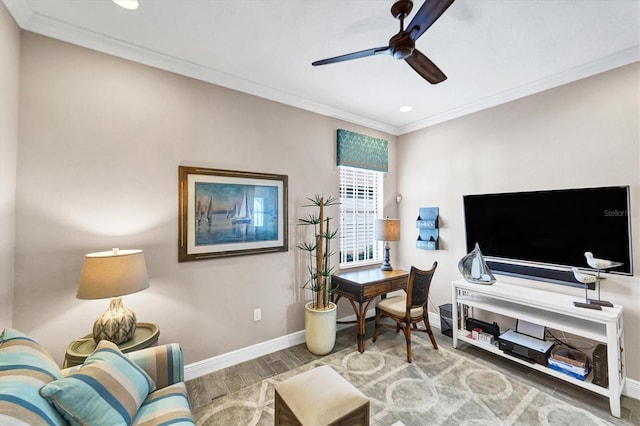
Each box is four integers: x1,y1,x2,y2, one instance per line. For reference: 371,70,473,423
458,243,496,285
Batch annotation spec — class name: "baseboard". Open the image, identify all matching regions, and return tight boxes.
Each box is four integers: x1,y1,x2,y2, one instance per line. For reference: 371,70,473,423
624,377,640,400
185,312,640,401
184,330,305,381
184,310,368,381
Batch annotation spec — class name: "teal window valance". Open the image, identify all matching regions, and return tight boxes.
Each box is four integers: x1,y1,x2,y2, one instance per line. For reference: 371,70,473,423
336,129,388,172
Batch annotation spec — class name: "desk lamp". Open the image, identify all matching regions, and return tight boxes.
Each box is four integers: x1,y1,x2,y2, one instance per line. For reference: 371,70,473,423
375,218,400,271
77,248,149,344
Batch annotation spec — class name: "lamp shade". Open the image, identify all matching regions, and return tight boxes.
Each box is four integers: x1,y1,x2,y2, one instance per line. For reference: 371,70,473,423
77,249,149,300
375,218,400,242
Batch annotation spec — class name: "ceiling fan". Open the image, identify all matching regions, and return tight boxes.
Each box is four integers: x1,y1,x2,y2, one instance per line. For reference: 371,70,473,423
312,0,455,84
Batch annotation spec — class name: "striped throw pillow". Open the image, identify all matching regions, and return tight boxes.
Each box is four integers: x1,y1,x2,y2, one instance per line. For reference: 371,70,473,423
40,340,156,426
0,328,66,425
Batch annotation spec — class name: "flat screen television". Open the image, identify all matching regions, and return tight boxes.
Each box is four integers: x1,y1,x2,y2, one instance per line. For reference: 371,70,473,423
463,186,633,287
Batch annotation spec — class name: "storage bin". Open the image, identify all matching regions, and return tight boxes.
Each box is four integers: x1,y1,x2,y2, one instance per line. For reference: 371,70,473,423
439,303,453,337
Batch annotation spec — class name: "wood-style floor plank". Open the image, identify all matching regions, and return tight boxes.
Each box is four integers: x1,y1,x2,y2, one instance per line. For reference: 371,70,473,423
185,323,639,423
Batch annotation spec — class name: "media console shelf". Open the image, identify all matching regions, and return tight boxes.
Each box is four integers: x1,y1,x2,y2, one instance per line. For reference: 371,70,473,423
451,278,625,417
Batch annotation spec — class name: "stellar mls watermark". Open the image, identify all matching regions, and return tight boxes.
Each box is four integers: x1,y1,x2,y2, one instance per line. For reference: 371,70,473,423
603,209,627,217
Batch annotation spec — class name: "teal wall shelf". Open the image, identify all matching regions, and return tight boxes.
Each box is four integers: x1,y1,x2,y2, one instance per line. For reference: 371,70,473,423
416,207,439,250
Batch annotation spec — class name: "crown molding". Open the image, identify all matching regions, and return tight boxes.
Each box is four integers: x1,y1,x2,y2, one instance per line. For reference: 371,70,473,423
2,0,30,26
4,0,637,137
398,47,640,135
3,0,399,135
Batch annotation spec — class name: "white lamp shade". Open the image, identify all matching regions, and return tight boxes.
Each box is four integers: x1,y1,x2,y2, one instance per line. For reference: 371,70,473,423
375,218,400,241
77,249,149,300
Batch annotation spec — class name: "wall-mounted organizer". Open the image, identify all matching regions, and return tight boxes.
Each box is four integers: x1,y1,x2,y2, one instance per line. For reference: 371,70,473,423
416,207,439,250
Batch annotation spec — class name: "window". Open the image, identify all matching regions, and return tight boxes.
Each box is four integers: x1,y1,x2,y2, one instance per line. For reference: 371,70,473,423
339,166,383,267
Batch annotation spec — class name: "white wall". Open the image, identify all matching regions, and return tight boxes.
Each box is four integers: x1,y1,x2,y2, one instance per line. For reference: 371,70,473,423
13,32,398,365
0,2,20,326
396,62,640,381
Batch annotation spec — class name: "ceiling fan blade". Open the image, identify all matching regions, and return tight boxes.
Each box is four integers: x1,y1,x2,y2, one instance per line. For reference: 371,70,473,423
312,46,391,66
407,0,455,41
405,49,447,84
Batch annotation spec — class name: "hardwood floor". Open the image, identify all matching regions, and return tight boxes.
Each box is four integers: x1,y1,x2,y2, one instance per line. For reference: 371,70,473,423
185,325,357,410
186,322,639,424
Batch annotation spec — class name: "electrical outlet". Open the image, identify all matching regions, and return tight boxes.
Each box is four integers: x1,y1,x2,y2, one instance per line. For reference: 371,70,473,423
253,308,261,322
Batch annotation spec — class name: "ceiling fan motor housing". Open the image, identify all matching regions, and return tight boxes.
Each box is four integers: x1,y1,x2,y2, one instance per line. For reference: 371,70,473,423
390,32,415,60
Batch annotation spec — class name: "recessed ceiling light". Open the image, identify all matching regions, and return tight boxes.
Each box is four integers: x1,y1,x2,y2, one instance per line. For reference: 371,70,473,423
399,105,412,112
112,0,139,10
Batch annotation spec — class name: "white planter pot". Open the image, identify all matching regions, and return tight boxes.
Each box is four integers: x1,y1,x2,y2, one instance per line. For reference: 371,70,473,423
304,301,337,355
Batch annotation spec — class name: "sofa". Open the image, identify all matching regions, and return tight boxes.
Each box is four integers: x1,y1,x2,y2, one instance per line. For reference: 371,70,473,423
0,328,194,425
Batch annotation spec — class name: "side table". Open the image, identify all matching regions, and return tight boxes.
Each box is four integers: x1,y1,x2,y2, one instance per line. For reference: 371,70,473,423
63,322,160,368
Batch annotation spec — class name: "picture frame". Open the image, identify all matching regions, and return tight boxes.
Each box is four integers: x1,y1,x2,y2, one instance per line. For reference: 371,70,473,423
178,166,288,262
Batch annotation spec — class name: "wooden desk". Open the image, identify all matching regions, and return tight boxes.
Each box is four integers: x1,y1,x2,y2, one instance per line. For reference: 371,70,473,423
63,322,160,368
332,268,409,353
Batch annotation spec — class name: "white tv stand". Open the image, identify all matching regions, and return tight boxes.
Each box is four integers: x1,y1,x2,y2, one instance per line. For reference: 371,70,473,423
451,278,625,417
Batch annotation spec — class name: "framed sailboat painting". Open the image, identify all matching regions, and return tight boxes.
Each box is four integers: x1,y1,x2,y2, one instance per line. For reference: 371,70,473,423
178,166,288,261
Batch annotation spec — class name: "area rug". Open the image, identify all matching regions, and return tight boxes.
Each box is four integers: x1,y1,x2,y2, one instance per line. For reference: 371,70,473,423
193,335,622,425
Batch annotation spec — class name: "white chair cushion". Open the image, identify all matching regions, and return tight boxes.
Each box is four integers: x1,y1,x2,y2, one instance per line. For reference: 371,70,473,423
377,295,424,317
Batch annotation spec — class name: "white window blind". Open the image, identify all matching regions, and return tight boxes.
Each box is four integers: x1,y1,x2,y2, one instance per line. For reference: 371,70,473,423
339,166,383,267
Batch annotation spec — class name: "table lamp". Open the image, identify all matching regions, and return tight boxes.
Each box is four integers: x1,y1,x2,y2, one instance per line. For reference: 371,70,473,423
77,248,149,344
375,218,400,271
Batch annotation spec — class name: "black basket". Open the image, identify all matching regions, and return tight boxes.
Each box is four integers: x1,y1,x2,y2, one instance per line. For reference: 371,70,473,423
439,303,453,337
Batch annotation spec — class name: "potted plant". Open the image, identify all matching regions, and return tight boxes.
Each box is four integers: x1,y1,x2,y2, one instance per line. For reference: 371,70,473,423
297,194,339,355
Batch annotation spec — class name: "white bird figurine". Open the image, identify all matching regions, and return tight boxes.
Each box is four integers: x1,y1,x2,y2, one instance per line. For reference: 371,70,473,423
572,267,597,284
584,252,622,270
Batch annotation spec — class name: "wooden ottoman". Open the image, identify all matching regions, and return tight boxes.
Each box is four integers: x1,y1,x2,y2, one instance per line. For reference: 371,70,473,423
274,365,369,426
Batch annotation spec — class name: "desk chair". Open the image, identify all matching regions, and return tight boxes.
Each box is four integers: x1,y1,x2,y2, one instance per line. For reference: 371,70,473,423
372,262,438,362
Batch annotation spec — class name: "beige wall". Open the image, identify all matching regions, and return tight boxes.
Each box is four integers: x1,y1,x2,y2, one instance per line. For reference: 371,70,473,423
13,32,398,365
6,14,639,386
0,2,20,326
396,62,640,381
